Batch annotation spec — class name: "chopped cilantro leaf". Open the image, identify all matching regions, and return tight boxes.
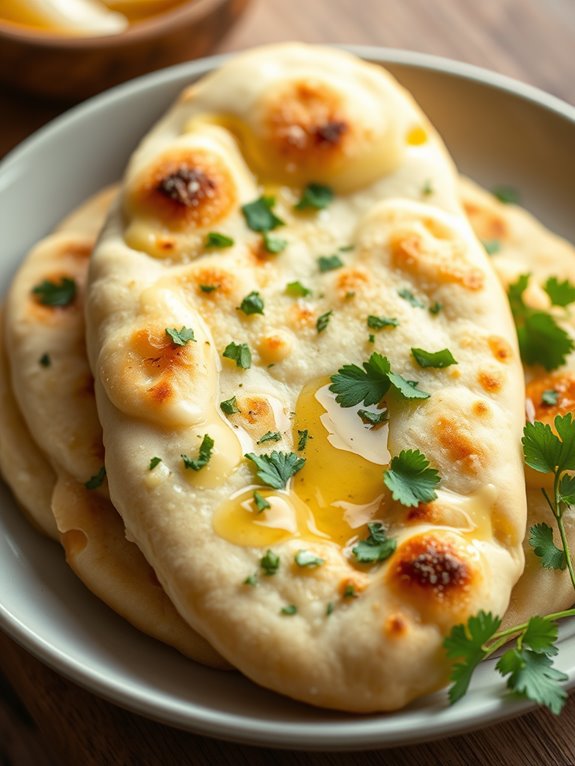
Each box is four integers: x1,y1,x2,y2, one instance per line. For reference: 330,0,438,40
367,315,398,330
444,611,502,704
297,429,311,451
383,449,440,507
257,431,282,445
244,573,258,586
260,549,280,575
281,604,298,615
358,408,388,427
421,179,433,197
294,550,324,568
245,451,306,489
253,490,270,513
223,342,252,369
32,277,76,307
352,522,396,564
544,276,575,307
429,301,442,315
39,353,51,368
238,291,264,316
285,281,311,297
368,334,375,344
482,239,501,255
318,254,344,272
220,396,240,415
181,434,214,472
294,183,333,211
326,602,335,616
386,371,430,400
398,288,425,308
316,310,332,333
529,523,566,570
343,584,357,599
205,232,234,248
165,326,195,346
329,353,391,407
84,466,106,490
492,185,520,205
263,233,288,253
199,284,218,293
411,347,458,369
242,196,284,232
542,389,559,406
149,456,162,471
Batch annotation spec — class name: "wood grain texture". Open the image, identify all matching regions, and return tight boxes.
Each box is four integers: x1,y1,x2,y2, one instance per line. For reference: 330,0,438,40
1,0,574,762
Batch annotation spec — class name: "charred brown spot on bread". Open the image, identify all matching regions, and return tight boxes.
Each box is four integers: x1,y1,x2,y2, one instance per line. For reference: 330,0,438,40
74,374,96,400
148,378,173,404
389,231,484,291
406,503,437,524
463,202,508,240
526,371,575,425
263,80,350,166
130,149,237,229
335,268,369,300
187,266,236,298
478,369,503,394
488,336,513,363
287,302,315,329
472,400,490,418
55,241,93,261
156,236,177,253
257,333,293,363
131,328,191,376
435,416,483,471
383,613,409,638
389,535,473,604
61,528,88,558
338,575,367,599
232,395,277,439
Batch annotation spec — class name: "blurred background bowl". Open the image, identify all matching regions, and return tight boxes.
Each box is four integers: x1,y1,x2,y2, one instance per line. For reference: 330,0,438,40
0,0,251,101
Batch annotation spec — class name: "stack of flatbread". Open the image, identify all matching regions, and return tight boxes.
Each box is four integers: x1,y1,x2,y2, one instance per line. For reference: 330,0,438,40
1,43,574,712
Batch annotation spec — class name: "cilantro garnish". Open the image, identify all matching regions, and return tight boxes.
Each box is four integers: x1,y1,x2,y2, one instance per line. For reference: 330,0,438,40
149,456,162,470
281,604,298,615
326,602,335,616
245,451,306,489
260,549,280,575
223,342,252,369
39,353,51,368
352,522,396,564
542,389,559,406
398,288,425,308
343,583,357,599
411,347,458,369
199,284,219,293
368,334,375,344
294,183,333,211
165,326,195,346
205,232,234,248
508,274,573,370
285,281,311,298
429,301,442,315
253,490,270,513
84,466,106,490
244,573,258,587
181,434,214,471
367,315,398,330
383,449,440,507
386,372,430,400
316,310,332,333
421,179,433,197
297,429,311,451
294,550,324,568
32,277,76,307
492,185,520,204
318,254,343,272
238,291,264,316
482,239,501,256
257,431,282,445
220,396,240,415
444,611,502,704
529,523,566,570
242,196,284,232
358,408,388,427
544,277,575,308
263,233,287,253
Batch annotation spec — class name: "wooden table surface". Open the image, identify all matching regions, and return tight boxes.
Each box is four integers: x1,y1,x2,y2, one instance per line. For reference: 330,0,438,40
2,0,575,763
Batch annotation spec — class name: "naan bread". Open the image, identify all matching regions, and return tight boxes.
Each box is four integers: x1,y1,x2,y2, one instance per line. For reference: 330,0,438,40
87,44,527,711
461,177,575,626
2,188,228,667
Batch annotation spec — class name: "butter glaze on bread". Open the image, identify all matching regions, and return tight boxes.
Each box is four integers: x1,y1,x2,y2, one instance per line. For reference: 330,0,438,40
87,44,528,711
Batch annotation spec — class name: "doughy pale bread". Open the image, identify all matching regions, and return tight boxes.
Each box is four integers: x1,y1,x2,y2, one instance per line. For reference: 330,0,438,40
461,177,575,627
87,44,527,711
2,188,229,667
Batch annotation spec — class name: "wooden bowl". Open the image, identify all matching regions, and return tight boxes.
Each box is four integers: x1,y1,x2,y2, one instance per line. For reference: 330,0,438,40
0,0,251,101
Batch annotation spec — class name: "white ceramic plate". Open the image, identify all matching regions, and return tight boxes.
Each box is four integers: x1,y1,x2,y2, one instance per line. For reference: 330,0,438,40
1,48,575,751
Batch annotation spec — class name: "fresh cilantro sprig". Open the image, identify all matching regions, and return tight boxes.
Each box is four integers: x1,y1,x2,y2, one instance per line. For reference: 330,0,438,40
508,274,574,371
352,522,396,564
383,449,440,507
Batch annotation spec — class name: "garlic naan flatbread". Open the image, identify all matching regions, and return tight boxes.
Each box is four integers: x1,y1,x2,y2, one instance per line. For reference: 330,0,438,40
87,44,527,711
2,188,228,667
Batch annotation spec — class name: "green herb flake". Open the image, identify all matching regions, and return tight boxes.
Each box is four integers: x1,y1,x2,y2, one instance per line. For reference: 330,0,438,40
368,334,375,344
295,183,334,211
165,326,196,346
297,429,311,451
263,233,288,254
544,276,575,308
244,573,258,587
281,604,298,616
257,431,282,445
326,601,335,616
285,281,311,298
294,550,324,568
352,522,396,564
492,185,520,205
245,451,306,489
318,254,344,273
482,239,501,256
253,490,271,513
429,301,442,315
411,347,458,369
205,232,234,248
316,310,333,333
181,434,214,472
238,291,264,316
358,408,388,427
223,342,252,369
343,584,357,599
383,449,440,507
84,466,106,490
542,389,559,407
260,549,280,576
421,179,434,197
242,196,284,232
32,277,76,307
39,353,51,368
149,456,162,471
367,315,399,330
220,396,240,415
398,288,425,308
386,372,430,400
199,284,219,293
